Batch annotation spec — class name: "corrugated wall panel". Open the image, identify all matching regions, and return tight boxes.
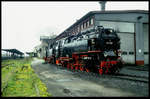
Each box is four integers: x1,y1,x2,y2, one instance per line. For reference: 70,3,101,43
143,23,149,65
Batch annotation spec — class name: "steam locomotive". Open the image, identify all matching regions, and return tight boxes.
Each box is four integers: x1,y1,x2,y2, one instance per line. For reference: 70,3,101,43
44,26,123,75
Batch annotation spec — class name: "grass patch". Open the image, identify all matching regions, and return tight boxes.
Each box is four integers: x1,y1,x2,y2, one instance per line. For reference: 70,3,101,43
1,58,51,97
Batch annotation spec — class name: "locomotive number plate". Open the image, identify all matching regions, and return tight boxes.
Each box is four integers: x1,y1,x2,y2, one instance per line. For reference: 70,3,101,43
106,42,113,44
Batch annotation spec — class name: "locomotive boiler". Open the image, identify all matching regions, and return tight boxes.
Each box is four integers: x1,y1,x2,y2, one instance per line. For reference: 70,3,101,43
45,26,123,75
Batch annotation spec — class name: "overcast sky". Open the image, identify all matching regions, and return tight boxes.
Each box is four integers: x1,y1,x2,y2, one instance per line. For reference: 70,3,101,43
2,1,149,53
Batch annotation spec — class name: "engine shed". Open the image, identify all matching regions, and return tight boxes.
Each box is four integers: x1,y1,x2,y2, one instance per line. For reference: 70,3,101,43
56,10,149,65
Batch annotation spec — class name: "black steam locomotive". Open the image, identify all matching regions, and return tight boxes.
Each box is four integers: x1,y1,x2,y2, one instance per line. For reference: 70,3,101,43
44,26,123,75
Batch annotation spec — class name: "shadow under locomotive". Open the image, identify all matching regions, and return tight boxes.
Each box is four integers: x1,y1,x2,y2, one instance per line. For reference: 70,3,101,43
44,26,124,75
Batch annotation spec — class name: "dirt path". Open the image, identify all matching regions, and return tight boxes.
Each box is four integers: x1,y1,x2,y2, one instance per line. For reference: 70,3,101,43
31,58,148,97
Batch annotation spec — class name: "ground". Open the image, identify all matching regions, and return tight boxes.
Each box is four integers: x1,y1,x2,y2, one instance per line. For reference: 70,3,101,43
31,58,149,97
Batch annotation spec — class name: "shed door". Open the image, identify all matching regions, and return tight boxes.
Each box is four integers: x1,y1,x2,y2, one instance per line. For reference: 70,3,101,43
143,23,149,65
99,21,135,64
118,33,135,64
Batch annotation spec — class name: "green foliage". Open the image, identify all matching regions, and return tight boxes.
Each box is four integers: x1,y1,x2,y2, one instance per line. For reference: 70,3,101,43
2,58,51,97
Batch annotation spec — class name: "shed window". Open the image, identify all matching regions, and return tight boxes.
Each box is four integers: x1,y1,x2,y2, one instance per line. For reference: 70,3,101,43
83,22,86,29
81,24,83,30
87,21,89,27
129,52,134,55
90,18,94,25
76,27,78,33
144,52,149,54
89,19,91,25
80,25,82,30
77,26,80,32
86,21,88,28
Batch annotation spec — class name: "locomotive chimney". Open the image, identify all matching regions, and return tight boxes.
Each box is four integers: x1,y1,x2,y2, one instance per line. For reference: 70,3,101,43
99,1,107,11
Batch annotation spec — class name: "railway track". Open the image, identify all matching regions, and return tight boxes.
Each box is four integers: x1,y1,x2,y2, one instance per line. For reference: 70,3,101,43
126,67,149,71
110,73,149,83
56,65,149,83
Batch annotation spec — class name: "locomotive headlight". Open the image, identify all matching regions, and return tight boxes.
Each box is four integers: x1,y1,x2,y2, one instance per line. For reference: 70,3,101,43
104,52,107,57
118,53,121,56
109,30,113,33
91,39,95,45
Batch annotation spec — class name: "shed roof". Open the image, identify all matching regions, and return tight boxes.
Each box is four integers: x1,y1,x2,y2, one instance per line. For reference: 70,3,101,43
2,49,24,55
57,10,148,39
